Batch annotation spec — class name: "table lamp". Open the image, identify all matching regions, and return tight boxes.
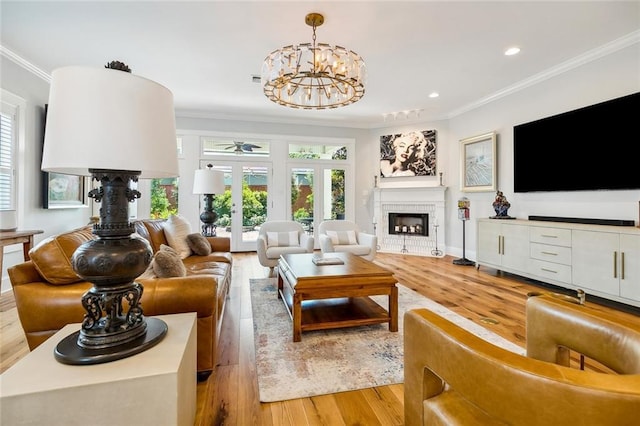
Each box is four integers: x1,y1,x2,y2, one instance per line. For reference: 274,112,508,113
41,61,179,364
193,164,225,236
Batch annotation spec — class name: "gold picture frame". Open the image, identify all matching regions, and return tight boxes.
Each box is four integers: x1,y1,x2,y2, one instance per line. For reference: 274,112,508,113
460,132,497,193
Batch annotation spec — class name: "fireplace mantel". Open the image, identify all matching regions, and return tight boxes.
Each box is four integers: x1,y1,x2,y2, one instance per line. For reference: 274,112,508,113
373,187,446,257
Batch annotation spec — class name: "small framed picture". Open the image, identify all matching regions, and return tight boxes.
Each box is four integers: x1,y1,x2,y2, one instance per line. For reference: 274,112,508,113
460,132,497,192
43,172,88,209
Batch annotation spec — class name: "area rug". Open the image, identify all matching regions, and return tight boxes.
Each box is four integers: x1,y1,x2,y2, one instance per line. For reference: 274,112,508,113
250,278,524,402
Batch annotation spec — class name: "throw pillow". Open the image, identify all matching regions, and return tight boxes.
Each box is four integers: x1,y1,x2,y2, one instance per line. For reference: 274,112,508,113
325,230,357,245
186,233,212,256
137,262,157,280
152,244,187,278
266,231,299,247
163,214,192,259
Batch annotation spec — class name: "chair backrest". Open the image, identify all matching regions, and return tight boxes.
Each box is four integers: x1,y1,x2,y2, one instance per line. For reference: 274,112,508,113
317,220,360,235
258,220,304,236
526,294,640,374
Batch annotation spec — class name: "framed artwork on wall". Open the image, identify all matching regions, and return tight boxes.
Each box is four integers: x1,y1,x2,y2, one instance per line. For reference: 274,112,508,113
460,131,497,192
43,172,88,209
380,130,436,178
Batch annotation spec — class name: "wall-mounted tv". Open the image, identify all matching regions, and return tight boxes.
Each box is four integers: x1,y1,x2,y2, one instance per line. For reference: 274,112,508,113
513,92,640,193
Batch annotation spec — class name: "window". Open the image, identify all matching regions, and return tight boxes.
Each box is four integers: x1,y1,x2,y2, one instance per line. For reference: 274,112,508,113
147,136,184,219
150,177,179,219
201,137,270,157
0,101,17,211
289,144,347,160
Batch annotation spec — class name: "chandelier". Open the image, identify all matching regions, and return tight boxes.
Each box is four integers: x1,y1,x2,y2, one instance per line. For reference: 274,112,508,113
261,13,366,110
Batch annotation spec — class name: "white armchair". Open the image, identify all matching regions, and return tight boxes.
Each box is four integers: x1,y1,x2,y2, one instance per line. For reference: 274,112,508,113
256,220,314,273
317,220,377,261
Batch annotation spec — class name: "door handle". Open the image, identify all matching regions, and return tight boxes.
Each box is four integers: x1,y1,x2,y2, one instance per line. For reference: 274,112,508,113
613,251,617,279
621,252,625,280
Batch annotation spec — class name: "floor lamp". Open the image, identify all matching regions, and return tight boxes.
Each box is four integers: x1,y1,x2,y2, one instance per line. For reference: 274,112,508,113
41,62,179,364
193,164,225,237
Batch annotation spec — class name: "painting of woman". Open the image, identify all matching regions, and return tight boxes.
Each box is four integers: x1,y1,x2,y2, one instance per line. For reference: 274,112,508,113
380,130,436,177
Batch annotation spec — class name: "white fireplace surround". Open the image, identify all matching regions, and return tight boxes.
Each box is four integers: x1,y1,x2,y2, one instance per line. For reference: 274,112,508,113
373,187,447,257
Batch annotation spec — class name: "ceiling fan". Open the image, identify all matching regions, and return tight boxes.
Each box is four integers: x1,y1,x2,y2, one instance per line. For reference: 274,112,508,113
224,141,262,154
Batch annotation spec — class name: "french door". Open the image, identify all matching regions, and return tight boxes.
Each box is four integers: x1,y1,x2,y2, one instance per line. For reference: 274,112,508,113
288,163,349,244
202,160,271,252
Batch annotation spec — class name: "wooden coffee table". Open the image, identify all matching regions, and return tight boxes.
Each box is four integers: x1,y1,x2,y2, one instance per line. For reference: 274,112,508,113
277,252,398,342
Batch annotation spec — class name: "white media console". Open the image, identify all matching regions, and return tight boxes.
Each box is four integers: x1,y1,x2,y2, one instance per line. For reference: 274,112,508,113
476,218,640,308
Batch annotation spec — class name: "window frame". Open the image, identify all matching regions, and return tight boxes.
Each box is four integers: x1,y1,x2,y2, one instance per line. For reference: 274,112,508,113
0,91,23,214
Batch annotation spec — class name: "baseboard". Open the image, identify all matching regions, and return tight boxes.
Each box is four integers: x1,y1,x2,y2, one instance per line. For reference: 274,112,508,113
528,215,635,227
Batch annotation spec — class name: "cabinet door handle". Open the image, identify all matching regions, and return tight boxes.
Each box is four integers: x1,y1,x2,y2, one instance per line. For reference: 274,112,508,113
621,252,625,280
613,251,617,279
501,236,505,255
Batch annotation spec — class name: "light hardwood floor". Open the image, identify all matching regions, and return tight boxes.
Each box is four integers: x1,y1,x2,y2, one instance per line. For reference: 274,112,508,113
2,252,639,425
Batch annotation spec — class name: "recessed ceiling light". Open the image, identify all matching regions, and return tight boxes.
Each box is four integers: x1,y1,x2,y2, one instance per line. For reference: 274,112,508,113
504,47,521,56
429,92,439,98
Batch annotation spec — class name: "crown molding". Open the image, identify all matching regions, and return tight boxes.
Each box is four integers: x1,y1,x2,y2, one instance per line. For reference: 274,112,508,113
447,30,640,119
0,45,51,83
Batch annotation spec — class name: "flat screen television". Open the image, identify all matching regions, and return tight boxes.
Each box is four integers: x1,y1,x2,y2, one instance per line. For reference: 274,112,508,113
513,92,640,192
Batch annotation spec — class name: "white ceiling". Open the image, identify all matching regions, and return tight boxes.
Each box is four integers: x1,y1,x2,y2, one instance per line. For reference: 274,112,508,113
1,1,639,128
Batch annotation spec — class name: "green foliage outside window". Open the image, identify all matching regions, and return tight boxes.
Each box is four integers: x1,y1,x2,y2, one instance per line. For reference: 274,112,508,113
213,181,267,228
150,178,178,219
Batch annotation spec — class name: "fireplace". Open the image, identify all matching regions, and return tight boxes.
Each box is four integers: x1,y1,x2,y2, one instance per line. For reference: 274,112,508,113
373,186,446,257
388,213,428,236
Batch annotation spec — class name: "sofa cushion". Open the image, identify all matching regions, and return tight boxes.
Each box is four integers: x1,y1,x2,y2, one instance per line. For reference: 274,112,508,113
163,214,192,259
266,231,299,247
133,219,168,253
28,226,95,285
333,244,371,257
186,233,212,256
152,244,187,278
265,245,309,259
326,230,357,245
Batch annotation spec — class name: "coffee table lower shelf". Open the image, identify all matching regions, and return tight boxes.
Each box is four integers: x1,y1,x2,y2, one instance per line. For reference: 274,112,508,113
279,294,392,333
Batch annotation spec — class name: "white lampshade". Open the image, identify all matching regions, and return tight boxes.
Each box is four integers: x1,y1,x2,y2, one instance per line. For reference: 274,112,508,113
42,66,179,178
193,168,225,195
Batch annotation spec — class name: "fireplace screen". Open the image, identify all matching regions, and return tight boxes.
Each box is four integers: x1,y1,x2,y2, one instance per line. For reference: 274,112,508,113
388,213,429,236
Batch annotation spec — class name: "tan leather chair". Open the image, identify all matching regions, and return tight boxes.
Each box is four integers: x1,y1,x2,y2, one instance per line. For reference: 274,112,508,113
404,293,640,426
317,219,377,261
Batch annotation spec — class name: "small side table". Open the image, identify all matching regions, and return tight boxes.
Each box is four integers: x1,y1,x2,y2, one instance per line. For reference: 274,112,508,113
0,229,43,273
0,313,197,425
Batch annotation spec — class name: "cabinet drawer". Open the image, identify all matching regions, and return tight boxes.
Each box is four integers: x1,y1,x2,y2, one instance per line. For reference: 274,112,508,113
530,226,571,247
530,243,572,265
529,259,572,284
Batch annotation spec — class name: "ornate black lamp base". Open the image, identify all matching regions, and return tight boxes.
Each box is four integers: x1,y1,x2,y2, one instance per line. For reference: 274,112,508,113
200,194,219,237
54,318,168,365
201,223,217,237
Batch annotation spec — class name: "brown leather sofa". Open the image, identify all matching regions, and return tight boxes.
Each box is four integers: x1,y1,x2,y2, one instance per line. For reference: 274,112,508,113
8,219,232,379
404,293,640,425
